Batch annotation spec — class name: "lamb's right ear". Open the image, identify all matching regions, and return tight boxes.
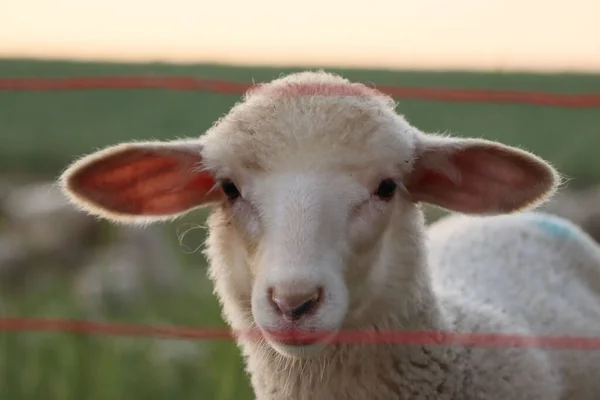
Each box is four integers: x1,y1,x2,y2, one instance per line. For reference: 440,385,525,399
59,141,222,224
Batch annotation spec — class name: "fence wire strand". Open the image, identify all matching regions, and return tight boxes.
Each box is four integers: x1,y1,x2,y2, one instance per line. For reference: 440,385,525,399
1,76,600,107
2,318,600,349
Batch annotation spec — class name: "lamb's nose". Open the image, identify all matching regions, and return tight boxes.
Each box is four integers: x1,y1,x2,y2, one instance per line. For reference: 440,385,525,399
270,287,322,321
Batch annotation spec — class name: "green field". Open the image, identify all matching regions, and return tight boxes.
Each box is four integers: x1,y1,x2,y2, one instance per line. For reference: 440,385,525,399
1,58,599,400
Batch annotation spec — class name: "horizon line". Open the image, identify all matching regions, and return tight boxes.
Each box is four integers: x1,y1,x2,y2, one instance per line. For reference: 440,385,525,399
2,52,600,75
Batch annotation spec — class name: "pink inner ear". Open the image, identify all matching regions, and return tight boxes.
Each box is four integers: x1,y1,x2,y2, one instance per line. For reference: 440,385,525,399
68,147,220,216
406,145,552,214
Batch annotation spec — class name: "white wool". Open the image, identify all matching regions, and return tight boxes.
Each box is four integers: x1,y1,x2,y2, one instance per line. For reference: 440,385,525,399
427,211,600,399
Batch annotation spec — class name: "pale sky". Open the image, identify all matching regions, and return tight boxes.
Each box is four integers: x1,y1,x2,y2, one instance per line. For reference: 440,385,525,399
0,0,599,72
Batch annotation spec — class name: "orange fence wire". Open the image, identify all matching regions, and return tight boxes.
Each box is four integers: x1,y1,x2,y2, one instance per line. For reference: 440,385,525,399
1,318,600,349
1,76,600,108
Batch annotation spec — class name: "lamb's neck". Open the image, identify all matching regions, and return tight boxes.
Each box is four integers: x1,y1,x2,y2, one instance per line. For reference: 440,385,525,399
354,210,444,332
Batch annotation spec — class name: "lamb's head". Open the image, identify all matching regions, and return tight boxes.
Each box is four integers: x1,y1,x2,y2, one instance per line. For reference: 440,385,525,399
59,71,560,359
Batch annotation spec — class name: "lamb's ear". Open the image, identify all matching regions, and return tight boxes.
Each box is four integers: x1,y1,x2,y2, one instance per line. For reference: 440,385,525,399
405,135,560,215
59,141,221,224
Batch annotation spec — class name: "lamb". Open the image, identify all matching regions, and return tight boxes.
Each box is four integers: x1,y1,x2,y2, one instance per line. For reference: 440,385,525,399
58,71,600,399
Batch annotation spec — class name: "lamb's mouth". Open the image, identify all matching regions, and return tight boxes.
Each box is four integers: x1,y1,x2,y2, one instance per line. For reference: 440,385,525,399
264,329,330,346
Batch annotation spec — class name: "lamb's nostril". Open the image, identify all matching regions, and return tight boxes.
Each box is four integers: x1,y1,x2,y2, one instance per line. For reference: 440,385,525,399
290,298,317,319
270,287,322,321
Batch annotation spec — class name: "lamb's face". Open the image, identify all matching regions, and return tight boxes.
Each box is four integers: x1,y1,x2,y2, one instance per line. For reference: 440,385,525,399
200,77,417,358
209,164,416,358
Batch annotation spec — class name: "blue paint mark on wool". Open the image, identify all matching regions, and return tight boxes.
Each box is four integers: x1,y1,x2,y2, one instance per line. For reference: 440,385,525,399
524,212,578,241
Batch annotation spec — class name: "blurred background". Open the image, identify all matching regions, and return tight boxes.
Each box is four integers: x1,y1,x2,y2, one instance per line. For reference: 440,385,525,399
0,0,599,399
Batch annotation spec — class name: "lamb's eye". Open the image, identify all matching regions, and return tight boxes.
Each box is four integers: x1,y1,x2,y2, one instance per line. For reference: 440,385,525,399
221,180,241,200
375,179,397,199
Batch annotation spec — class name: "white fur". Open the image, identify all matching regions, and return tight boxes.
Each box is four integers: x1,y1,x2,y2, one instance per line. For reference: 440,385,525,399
426,212,600,399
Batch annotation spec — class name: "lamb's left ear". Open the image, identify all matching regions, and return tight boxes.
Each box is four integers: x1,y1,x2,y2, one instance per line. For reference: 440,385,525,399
59,140,221,224
405,135,560,215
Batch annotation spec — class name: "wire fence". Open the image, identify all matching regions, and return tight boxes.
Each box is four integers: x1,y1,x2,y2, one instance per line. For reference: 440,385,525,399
1,76,600,107
2,318,600,349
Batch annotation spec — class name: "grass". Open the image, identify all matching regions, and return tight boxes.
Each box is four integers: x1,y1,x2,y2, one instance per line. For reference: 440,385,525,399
1,209,256,400
0,58,599,399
